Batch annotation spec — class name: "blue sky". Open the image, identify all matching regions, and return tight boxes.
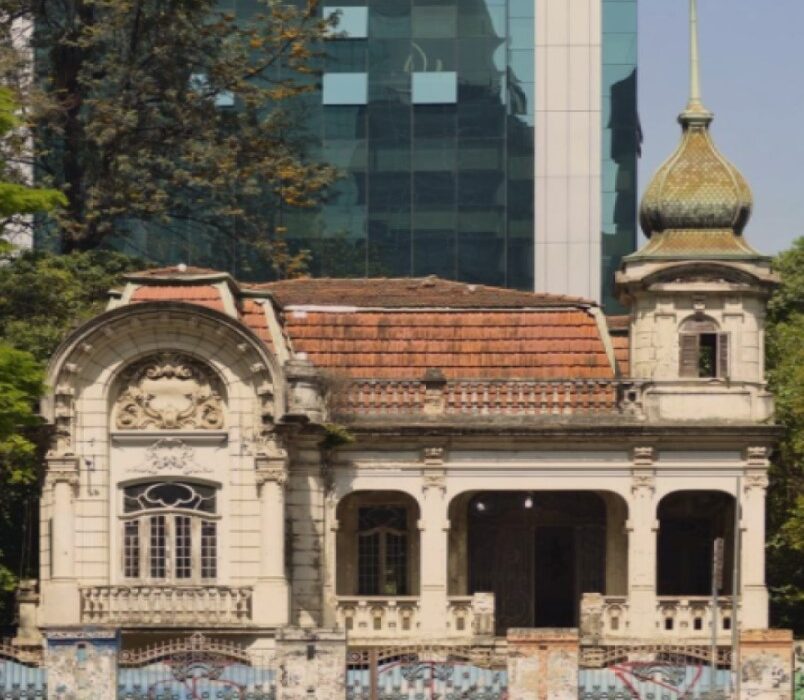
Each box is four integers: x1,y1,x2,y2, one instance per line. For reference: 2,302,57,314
638,0,804,254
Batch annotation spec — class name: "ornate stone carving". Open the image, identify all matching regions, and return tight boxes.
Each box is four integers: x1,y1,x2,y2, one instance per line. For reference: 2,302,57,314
130,438,211,475
631,471,656,495
256,435,289,489
745,446,771,467
114,353,224,430
46,455,80,493
632,446,655,466
422,469,447,493
422,446,446,466
744,473,770,493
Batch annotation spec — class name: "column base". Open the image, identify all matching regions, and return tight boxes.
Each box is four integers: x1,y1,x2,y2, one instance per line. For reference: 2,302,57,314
40,580,80,626
252,578,290,627
627,587,657,637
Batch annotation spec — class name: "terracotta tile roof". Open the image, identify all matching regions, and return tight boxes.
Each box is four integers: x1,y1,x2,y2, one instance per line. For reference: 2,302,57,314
130,284,226,313
240,298,274,350
252,277,590,309
285,309,614,380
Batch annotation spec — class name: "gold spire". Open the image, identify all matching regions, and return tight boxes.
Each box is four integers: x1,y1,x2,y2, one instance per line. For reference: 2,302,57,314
635,0,758,258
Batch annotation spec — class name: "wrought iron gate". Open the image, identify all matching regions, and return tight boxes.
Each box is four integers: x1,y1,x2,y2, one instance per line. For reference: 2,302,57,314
346,645,508,700
578,645,733,700
118,633,275,700
0,640,46,698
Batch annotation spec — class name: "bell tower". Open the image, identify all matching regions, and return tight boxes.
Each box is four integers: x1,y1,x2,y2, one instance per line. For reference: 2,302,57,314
616,0,779,422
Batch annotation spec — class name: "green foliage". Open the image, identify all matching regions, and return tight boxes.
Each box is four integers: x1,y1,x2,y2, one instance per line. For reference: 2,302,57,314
0,250,144,362
320,422,355,451
0,344,44,604
0,250,141,618
0,88,65,245
0,0,336,264
766,236,804,633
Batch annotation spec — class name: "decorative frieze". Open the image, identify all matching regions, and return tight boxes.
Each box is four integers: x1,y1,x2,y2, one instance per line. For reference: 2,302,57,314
129,437,211,475
114,353,225,430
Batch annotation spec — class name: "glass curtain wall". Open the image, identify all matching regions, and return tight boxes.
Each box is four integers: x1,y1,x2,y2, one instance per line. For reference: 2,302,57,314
601,0,638,309
296,0,535,289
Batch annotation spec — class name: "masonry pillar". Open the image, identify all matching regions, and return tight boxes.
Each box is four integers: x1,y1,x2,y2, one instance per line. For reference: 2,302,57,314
321,492,339,628
739,629,794,700
626,448,658,637
275,628,346,700
602,492,628,595
43,456,81,625
741,448,771,629
45,628,120,700
507,629,579,700
419,448,449,635
253,444,290,626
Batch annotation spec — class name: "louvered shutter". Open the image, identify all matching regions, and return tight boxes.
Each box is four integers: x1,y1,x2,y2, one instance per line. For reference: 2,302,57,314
717,333,730,378
679,334,700,377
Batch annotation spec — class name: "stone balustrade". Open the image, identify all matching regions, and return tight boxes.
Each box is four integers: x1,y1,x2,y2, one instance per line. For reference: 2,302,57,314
581,593,736,644
79,585,253,626
331,379,643,418
335,593,494,641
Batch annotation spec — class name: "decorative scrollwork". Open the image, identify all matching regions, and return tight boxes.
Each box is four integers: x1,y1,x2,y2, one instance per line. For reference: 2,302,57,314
114,353,225,430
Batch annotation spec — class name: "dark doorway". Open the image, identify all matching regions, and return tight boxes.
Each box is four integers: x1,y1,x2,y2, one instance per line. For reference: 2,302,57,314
467,491,606,634
534,527,576,627
656,491,735,596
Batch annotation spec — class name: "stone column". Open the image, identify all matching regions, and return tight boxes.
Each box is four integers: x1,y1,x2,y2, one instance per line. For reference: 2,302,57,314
321,492,339,628
507,629,579,700
741,448,771,629
626,448,658,637
43,455,81,625
253,443,290,626
739,629,794,700
275,628,346,700
419,448,449,635
45,628,120,700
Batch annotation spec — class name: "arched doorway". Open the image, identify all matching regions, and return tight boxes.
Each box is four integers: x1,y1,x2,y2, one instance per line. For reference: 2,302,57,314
657,491,736,595
458,491,616,633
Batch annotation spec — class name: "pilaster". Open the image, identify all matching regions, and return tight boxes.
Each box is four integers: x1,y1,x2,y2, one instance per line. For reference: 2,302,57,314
627,446,658,637
741,446,770,629
419,447,449,635
253,441,290,627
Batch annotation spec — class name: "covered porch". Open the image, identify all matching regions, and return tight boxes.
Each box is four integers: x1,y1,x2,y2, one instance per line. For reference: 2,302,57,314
326,484,749,645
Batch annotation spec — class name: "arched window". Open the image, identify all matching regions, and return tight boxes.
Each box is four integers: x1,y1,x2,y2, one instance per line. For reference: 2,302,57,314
357,506,409,596
121,481,218,582
679,318,729,379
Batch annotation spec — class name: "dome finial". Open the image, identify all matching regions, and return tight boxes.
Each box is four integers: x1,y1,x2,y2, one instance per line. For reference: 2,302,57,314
680,0,713,126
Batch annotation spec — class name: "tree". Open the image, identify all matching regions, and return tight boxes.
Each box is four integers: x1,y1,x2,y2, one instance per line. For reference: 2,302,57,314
0,249,144,623
0,87,65,248
0,0,336,263
765,236,804,634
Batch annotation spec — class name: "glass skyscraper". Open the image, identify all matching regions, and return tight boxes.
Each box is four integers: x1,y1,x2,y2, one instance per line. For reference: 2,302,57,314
94,1,639,307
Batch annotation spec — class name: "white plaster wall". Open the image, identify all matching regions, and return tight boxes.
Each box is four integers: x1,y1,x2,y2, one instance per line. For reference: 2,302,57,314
534,0,602,301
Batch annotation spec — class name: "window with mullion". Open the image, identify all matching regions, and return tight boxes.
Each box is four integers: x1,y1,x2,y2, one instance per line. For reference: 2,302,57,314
357,506,409,596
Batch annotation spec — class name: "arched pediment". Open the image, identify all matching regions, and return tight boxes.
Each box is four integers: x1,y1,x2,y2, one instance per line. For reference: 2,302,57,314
44,301,284,455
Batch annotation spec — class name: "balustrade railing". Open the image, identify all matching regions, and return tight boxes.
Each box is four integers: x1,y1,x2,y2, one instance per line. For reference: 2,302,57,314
80,585,253,626
335,594,494,641
581,593,736,643
331,379,642,418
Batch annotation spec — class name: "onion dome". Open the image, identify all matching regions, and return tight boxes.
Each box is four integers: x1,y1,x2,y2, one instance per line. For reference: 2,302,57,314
633,0,761,260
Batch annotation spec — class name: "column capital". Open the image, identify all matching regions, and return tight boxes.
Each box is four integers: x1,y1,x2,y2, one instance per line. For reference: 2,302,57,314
255,434,289,489
630,471,656,495
743,471,769,494
45,454,79,492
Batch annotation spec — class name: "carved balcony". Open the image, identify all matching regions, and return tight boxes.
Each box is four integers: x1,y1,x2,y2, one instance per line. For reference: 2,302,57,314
79,585,253,627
